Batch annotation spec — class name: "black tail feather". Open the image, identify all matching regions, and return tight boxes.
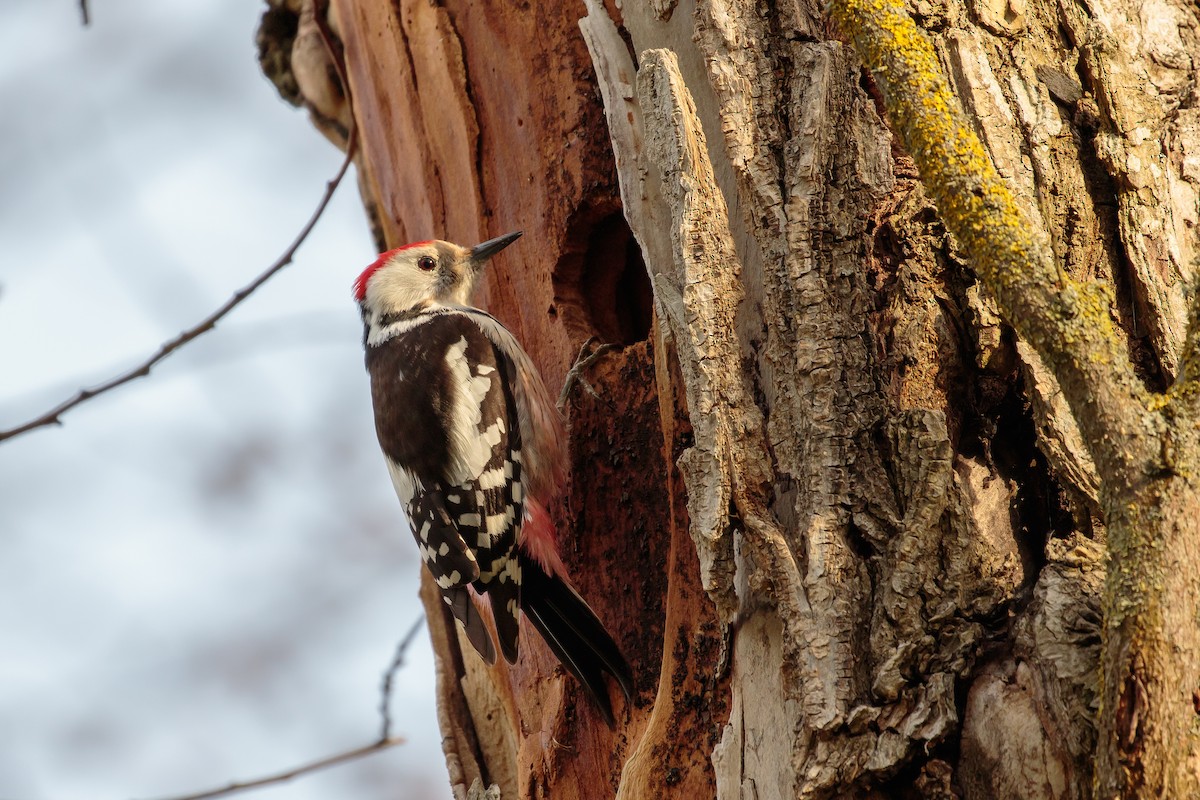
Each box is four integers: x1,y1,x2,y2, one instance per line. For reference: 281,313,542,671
488,577,521,664
519,554,634,727
447,586,496,664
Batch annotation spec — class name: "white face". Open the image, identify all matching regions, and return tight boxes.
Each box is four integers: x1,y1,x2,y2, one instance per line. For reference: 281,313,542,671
356,240,478,315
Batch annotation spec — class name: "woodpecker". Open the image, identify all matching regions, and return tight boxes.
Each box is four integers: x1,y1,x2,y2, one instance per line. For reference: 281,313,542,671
354,231,634,725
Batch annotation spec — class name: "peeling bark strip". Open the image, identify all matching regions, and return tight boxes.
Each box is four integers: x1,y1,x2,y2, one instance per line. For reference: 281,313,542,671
637,50,797,626
580,8,805,628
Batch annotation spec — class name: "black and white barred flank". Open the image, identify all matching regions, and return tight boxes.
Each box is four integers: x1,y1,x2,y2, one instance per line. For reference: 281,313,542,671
368,308,526,663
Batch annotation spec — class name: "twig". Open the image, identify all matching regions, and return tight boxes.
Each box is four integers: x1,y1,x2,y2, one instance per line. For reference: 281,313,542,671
140,737,404,800
140,614,422,800
1,2,356,445
557,337,617,411
79,0,90,26
0,128,357,446
379,616,425,740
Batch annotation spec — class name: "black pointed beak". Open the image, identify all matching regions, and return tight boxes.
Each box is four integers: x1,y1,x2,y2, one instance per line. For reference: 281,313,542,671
469,230,522,269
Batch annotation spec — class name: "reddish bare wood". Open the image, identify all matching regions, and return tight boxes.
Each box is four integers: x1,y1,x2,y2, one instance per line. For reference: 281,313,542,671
330,1,719,797
334,0,621,384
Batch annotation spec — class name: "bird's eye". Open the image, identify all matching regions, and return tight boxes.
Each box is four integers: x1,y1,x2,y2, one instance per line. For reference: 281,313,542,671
417,256,436,272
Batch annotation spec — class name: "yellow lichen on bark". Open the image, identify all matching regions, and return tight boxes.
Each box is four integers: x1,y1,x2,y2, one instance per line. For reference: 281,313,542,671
831,0,1200,796
836,0,1033,274
829,0,1154,486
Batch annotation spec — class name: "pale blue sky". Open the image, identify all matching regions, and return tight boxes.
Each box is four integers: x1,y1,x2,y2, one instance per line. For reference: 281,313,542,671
0,2,442,798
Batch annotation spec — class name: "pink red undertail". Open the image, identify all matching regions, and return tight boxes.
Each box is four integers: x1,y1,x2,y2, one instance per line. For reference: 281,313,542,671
519,498,567,580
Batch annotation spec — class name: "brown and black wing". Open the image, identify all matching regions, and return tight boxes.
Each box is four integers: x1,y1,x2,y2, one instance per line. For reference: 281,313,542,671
367,310,526,663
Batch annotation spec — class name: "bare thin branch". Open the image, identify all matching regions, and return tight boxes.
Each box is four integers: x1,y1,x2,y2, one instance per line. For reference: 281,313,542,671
140,737,404,800
1,2,358,445
379,615,425,740
142,615,421,800
0,133,356,445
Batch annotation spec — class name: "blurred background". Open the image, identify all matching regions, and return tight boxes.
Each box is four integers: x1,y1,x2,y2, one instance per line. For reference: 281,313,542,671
0,1,443,798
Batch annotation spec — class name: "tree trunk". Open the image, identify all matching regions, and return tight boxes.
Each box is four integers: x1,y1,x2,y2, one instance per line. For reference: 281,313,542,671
259,0,1199,796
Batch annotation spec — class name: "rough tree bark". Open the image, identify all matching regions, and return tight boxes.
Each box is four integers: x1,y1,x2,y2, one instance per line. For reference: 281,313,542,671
831,0,1200,795
258,0,1199,796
